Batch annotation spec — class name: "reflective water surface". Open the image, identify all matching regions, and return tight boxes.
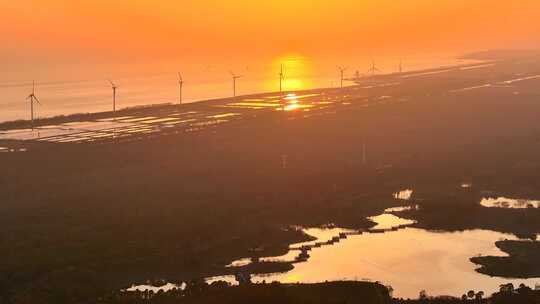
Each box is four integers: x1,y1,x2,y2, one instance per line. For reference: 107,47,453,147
216,205,539,298
394,189,413,200
368,214,416,230
480,197,540,209
250,226,538,299
127,282,185,293
126,203,540,298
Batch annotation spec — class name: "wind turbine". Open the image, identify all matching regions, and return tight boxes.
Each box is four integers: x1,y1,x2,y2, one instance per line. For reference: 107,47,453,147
26,81,41,130
177,72,184,104
367,60,381,76
354,70,362,80
108,80,118,114
230,71,242,97
398,59,404,74
338,66,348,88
279,64,285,94
279,64,287,110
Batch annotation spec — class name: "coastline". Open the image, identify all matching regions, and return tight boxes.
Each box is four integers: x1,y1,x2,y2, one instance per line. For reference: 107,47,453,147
0,60,489,131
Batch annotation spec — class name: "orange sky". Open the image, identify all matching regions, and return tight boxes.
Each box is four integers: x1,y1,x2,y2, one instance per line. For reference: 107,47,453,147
1,0,540,65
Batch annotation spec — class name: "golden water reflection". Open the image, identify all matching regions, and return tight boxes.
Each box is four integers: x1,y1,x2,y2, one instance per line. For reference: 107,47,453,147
480,197,540,209
253,227,535,299
276,93,316,112
127,206,539,298
394,189,413,200
264,55,314,92
368,214,416,230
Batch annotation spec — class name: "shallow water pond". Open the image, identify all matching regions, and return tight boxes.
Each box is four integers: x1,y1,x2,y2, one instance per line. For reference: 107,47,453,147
394,189,413,200
251,227,537,299
127,282,185,293
480,197,540,209
225,207,539,298
127,205,540,299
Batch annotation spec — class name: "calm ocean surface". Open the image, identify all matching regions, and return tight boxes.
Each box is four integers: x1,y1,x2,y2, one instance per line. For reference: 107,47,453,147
0,54,469,123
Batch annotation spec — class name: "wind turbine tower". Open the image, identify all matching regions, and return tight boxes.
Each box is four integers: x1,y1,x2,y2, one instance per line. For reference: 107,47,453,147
279,64,285,94
26,81,41,130
230,71,243,97
338,66,348,88
109,80,118,113
368,60,381,76
178,72,184,104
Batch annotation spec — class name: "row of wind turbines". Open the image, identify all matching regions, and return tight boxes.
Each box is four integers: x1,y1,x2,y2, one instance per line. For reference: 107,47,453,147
25,60,398,129
24,70,264,130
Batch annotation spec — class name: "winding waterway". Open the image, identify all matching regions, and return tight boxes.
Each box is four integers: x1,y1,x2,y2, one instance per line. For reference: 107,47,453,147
129,201,540,299
223,206,538,298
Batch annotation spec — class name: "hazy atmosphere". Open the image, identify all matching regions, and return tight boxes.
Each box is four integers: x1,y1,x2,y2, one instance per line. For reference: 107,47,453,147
2,0,540,74
2,1,540,304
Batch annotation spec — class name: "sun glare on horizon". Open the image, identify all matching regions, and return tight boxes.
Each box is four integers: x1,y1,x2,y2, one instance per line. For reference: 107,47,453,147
266,55,314,92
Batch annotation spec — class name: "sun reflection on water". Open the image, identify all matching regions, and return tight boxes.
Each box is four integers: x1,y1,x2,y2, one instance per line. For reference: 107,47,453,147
265,55,314,92
275,93,315,112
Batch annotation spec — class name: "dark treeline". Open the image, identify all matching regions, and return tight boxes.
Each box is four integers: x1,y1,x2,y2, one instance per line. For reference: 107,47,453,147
97,281,540,304
399,283,540,304
100,281,392,304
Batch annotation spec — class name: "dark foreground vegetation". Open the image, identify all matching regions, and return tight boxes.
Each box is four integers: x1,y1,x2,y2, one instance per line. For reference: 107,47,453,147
471,240,540,278
100,281,540,304
2,51,540,303
107,281,391,304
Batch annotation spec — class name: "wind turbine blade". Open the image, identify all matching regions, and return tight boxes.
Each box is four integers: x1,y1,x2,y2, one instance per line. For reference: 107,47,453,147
34,96,42,105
